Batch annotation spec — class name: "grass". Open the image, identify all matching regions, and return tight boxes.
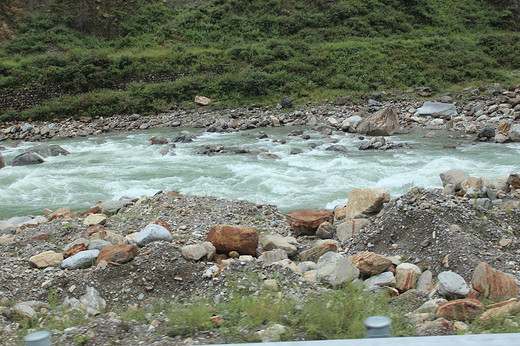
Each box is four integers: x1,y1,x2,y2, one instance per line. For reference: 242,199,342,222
1,0,520,121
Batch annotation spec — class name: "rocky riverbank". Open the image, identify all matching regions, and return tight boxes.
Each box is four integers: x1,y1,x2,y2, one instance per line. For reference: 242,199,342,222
1,87,520,145
0,165,519,344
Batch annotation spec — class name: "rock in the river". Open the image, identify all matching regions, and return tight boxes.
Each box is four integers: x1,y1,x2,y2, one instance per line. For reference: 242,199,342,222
438,271,470,299
507,123,520,142
316,252,359,286
471,262,519,302
356,106,399,136
136,224,173,247
29,251,64,268
61,250,100,269
439,169,470,189
0,152,4,169
416,102,457,117
26,145,69,157
260,234,298,257
350,252,392,277
97,244,138,264
11,152,44,166
286,209,334,236
434,299,484,322
206,225,259,256
149,136,168,145
344,188,390,220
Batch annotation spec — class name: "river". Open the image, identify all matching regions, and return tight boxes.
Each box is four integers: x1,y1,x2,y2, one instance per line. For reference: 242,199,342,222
0,127,519,219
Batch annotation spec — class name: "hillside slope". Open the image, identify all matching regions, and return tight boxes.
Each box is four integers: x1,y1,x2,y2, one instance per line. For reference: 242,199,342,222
1,0,520,121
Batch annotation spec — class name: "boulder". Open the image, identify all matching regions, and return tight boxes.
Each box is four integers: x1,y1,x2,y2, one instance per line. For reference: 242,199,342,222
260,234,298,257
259,248,288,262
417,270,434,293
507,172,520,190
434,299,484,322
460,177,493,196
356,106,399,136
316,221,334,239
99,200,133,215
349,252,392,277
316,252,359,286
299,239,339,262
478,300,520,324
181,244,208,261
416,102,457,117
507,123,520,142
336,219,371,242
26,145,69,157
97,244,138,264
83,213,107,226
79,286,106,315
149,136,168,145
136,224,173,247
48,207,73,220
206,225,259,256
202,241,216,261
438,271,470,299
88,239,112,250
194,95,211,105
61,250,100,269
65,243,88,258
344,188,390,220
280,96,292,108
29,251,63,268
286,209,334,236
471,262,519,302
395,268,418,293
11,152,44,166
439,169,470,189
364,271,396,292
0,152,4,169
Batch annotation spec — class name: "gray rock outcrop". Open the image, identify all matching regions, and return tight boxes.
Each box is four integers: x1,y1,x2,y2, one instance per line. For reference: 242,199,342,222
416,102,457,117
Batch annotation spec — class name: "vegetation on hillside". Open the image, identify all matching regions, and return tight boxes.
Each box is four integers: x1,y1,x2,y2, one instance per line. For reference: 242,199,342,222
1,0,520,121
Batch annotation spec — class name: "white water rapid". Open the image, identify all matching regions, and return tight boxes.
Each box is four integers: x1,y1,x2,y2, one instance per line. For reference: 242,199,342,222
1,127,519,219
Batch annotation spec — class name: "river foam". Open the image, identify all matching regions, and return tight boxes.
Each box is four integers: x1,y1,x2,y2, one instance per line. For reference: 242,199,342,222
0,127,519,219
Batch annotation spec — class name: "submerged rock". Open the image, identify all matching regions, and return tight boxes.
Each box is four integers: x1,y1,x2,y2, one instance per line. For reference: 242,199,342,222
26,144,69,157
11,152,44,166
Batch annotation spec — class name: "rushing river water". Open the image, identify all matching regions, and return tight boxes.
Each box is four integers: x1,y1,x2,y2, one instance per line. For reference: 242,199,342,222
1,127,519,219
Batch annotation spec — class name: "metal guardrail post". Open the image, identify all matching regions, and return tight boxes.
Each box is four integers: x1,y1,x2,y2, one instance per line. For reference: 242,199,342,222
24,330,51,346
364,316,392,338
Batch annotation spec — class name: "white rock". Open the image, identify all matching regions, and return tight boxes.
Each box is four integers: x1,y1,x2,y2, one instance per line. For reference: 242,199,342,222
316,252,359,286
438,271,470,298
261,234,298,257
136,224,172,247
79,286,106,315
416,102,457,117
61,250,100,270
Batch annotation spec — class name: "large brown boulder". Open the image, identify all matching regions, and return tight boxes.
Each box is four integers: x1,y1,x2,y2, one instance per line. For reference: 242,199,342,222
97,244,138,264
286,209,333,236
343,188,390,220
206,225,259,256
507,172,520,190
434,298,484,322
356,106,399,136
349,252,392,277
471,262,519,302
0,152,4,169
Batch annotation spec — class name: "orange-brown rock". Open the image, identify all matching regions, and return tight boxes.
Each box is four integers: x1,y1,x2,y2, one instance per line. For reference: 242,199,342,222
350,252,392,277
81,224,105,239
286,209,334,236
471,262,519,302
48,207,73,220
97,244,138,264
152,219,172,233
149,136,168,145
64,243,87,258
82,205,102,216
395,268,417,293
344,188,390,220
206,225,259,256
507,172,520,189
299,239,339,262
434,298,484,322
478,300,520,324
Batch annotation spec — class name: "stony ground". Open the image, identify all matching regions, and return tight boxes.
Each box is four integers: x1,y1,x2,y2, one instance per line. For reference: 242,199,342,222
1,91,520,344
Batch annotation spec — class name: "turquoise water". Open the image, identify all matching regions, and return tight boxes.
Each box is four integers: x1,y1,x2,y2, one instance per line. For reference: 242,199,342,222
0,127,519,219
